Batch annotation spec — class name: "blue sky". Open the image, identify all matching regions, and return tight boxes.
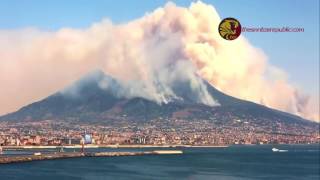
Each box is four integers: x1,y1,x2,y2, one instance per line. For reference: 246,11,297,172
0,0,319,96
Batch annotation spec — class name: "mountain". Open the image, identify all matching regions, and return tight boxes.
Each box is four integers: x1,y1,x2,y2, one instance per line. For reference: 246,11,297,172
0,70,316,127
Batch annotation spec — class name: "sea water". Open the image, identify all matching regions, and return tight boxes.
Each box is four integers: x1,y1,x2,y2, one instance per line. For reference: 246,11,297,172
0,144,319,180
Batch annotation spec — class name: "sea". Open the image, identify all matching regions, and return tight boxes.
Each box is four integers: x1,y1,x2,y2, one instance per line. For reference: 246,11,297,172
0,144,319,180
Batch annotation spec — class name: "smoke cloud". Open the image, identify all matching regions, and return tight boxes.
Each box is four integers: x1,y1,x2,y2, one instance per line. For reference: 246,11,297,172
0,1,318,121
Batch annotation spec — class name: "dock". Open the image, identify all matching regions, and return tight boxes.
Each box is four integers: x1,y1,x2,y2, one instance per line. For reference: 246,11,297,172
0,150,183,164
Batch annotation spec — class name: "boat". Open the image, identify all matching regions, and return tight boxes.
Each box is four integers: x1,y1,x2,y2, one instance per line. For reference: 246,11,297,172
272,147,288,152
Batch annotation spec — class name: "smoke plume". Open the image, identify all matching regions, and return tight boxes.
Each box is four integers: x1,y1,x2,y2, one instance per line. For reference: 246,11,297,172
0,1,318,121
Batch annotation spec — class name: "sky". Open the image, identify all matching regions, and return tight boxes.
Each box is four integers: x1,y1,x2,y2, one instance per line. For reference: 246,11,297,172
0,0,319,121
0,0,318,96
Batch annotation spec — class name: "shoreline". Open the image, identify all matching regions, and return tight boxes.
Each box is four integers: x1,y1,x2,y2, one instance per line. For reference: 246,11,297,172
2,144,229,150
2,143,316,150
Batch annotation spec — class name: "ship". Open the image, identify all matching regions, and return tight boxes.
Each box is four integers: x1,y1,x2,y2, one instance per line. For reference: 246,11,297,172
272,148,288,152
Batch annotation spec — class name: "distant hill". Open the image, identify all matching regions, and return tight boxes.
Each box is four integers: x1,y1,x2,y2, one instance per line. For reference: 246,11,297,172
0,70,316,127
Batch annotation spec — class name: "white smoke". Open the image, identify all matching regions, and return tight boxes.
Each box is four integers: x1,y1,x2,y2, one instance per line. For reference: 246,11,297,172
0,1,318,121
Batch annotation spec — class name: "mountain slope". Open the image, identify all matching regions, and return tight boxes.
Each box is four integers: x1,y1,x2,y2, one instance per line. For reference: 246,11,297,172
0,70,316,126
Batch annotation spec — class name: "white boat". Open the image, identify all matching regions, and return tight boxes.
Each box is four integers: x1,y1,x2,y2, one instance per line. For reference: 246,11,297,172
272,148,288,152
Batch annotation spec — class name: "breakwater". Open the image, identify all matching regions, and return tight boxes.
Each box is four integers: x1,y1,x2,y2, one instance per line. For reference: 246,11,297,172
0,150,183,164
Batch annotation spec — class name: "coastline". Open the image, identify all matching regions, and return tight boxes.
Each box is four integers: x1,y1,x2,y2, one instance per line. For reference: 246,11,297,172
2,144,318,150
2,144,229,150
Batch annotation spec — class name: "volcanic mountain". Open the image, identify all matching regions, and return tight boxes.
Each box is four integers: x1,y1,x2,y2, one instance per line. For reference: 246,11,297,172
0,70,316,127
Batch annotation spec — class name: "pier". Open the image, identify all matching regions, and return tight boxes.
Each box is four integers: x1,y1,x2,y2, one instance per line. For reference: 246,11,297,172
0,150,183,164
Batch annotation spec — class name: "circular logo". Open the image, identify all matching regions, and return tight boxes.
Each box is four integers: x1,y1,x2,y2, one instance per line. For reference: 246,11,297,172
218,17,241,40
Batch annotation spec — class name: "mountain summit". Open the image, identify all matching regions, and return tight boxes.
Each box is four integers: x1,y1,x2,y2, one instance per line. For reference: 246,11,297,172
0,70,315,126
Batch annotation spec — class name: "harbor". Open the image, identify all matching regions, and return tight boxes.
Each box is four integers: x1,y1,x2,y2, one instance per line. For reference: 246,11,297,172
0,150,183,164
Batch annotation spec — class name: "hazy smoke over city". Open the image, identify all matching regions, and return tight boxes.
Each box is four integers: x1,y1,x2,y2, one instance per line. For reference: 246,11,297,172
0,1,318,121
